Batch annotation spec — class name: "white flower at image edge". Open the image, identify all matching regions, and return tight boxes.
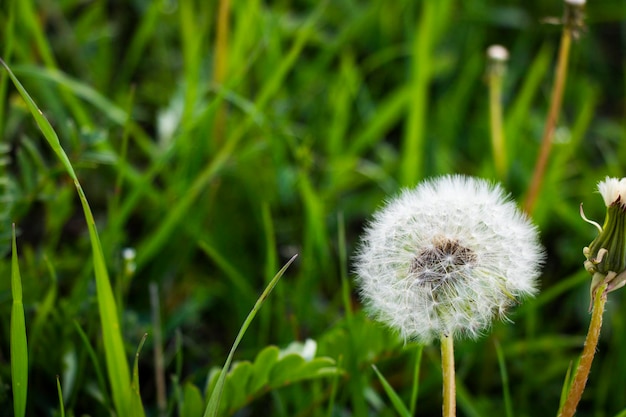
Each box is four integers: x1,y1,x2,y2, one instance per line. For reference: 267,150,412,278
355,175,544,343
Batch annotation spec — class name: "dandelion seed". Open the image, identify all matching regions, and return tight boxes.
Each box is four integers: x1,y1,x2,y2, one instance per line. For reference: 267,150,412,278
354,175,544,343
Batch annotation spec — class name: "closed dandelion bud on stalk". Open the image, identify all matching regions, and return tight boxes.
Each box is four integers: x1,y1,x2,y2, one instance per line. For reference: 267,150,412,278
354,175,544,343
582,177,626,296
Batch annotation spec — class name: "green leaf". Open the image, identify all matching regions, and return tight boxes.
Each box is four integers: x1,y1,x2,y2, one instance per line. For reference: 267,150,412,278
247,346,280,393
205,340,341,416
268,354,306,386
227,361,253,409
10,225,28,417
180,383,204,417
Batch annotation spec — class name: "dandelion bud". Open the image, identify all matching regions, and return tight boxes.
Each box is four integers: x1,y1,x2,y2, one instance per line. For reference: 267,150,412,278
354,175,544,343
582,177,626,296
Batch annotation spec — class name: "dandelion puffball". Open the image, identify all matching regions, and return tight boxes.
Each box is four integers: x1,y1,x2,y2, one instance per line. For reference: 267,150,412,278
354,175,544,343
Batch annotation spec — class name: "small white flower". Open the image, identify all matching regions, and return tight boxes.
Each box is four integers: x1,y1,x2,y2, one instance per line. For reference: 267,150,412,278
354,175,544,343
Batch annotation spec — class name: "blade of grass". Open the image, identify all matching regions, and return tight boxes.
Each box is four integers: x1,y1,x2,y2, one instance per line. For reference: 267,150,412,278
400,1,434,186
456,378,483,417
203,254,298,417
494,339,514,417
11,65,156,158
1,59,133,416
17,0,91,126
260,202,279,344
337,212,352,321
131,334,148,416
197,238,257,304
11,224,28,417
371,364,411,417
558,361,574,414
150,283,167,417
56,376,65,417
74,321,111,408
409,344,423,416
0,0,16,135
325,355,343,417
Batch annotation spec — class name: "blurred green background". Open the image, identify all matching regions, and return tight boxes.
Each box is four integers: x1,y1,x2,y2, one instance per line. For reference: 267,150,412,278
1,0,626,416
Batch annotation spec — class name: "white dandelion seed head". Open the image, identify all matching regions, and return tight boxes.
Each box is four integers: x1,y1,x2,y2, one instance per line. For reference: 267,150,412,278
487,45,509,62
354,175,544,343
597,176,626,208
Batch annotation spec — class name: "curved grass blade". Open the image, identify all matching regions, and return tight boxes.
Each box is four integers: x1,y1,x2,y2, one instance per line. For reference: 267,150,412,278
409,344,423,416
11,224,28,417
494,339,513,417
56,376,65,417
131,334,148,416
1,58,133,416
371,364,410,417
203,254,298,417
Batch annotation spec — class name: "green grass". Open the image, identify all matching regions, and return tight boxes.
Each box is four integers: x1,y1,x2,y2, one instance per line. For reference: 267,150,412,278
1,0,626,416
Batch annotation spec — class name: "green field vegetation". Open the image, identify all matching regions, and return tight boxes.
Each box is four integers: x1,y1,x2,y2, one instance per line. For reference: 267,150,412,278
1,0,626,416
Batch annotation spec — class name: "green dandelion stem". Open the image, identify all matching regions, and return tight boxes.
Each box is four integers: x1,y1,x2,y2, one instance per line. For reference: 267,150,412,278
487,52,507,180
441,334,456,417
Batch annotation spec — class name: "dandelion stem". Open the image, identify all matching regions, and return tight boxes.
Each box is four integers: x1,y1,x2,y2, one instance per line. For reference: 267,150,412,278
488,58,507,180
441,334,456,417
524,25,572,214
558,280,608,417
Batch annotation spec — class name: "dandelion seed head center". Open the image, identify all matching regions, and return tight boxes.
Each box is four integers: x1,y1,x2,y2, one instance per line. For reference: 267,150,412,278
409,237,477,285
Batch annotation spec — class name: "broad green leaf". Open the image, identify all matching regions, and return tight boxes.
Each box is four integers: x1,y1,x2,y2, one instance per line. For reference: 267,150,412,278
248,345,280,393
205,340,340,416
180,383,204,417
294,357,338,381
227,361,253,409
268,354,306,386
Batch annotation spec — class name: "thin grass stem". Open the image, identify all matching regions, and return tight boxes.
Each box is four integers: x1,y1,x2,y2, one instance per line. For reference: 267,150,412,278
558,280,608,417
150,283,167,417
409,344,424,416
212,0,231,147
441,334,456,417
494,339,514,417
